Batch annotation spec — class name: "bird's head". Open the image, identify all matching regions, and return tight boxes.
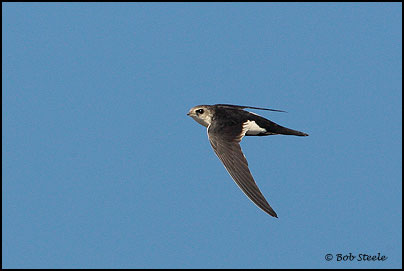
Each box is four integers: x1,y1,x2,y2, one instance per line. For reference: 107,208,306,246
187,105,214,127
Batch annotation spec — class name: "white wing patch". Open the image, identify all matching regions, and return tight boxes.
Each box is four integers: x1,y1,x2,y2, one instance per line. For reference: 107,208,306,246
243,120,267,136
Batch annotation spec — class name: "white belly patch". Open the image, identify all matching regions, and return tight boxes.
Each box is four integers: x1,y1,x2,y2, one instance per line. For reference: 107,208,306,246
243,120,267,135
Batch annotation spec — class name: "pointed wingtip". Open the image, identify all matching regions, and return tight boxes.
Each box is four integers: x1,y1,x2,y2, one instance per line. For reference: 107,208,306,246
266,209,278,218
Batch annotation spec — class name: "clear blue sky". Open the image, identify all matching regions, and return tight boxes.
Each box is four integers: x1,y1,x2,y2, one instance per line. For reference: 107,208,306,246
3,3,402,269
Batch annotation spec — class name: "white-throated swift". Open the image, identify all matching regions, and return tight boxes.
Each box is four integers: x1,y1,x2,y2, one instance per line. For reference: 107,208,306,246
187,104,308,217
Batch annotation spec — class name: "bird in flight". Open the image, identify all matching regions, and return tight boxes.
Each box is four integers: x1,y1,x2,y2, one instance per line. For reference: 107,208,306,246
187,104,308,218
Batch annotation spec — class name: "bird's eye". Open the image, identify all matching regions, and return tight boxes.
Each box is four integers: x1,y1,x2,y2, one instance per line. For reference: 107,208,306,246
196,109,204,114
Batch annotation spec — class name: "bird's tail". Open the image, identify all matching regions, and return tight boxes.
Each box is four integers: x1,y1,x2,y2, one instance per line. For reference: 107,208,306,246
258,118,309,136
271,126,309,136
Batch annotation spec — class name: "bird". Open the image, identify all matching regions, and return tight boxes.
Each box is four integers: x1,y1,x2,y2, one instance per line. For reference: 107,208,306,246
187,104,308,218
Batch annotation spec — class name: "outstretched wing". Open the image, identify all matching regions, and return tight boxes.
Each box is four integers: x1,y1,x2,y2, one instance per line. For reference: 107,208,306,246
214,104,287,113
207,124,278,217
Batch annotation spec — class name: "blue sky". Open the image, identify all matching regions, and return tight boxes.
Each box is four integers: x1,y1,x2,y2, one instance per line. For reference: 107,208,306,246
3,3,402,269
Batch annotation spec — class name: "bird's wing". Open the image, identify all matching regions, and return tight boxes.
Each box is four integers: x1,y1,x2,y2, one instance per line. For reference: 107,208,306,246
214,104,286,113
207,125,278,217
